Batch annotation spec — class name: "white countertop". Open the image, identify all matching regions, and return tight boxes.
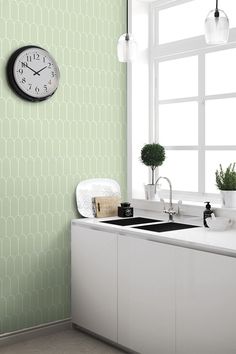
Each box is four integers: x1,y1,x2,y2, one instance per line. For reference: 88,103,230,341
72,214,236,257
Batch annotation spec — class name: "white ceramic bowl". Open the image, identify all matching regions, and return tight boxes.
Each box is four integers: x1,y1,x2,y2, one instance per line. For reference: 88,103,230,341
206,216,232,231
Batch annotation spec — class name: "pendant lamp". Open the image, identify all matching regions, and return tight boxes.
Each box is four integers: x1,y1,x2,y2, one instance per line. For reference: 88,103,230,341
205,0,229,45
117,0,137,62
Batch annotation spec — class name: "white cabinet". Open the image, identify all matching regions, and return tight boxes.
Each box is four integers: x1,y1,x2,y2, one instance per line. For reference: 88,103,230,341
71,225,118,342
71,223,236,354
175,247,236,354
118,236,175,354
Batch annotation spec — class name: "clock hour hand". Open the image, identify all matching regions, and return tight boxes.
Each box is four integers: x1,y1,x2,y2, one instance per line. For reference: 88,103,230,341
33,66,47,76
21,62,40,76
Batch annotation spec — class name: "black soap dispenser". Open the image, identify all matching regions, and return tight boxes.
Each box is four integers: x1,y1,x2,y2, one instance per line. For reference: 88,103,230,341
203,202,213,227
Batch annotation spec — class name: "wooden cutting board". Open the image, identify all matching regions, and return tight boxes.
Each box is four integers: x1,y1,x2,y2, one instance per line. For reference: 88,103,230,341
92,196,121,218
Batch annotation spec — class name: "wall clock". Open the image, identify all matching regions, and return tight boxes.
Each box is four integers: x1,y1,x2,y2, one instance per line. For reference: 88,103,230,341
7,45,60,102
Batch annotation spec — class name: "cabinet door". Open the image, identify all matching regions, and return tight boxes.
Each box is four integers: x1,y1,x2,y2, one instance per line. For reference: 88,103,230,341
71,225,117,342
118,236,175,354
176,247,236,354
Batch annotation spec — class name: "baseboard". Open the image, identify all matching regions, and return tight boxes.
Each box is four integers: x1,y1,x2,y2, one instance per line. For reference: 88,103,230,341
0,318,72,347
72,323,135,354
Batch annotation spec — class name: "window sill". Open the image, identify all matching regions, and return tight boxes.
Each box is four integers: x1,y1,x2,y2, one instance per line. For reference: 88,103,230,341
132,198,236,219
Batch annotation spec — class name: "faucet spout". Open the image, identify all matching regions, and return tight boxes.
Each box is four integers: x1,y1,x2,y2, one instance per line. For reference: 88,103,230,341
155,176,175,222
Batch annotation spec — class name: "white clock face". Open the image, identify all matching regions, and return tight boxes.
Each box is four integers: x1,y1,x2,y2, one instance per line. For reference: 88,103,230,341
13,47,60,99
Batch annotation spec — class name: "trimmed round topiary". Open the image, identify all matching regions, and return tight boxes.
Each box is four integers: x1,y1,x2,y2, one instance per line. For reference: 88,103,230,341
141,143,165,184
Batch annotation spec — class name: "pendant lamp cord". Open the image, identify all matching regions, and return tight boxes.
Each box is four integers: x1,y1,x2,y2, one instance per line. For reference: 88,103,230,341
215,0,219,17
125,0,130,41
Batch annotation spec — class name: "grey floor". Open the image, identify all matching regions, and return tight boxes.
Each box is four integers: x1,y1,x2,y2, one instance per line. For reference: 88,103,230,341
0,328,127,354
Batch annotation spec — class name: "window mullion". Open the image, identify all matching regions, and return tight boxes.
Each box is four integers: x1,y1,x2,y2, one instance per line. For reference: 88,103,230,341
159,96,198,104
154,61,160,183
154,61,159,143
149,7,156,145
198,54,205,194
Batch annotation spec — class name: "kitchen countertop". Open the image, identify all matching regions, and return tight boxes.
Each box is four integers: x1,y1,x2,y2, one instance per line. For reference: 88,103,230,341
72,214,236,258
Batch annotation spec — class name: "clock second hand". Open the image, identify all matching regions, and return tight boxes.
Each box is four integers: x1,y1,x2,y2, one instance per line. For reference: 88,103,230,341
33,66,47,76
21,62,40,76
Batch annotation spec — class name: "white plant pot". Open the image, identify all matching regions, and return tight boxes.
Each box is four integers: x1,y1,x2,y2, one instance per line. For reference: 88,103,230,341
220,190,236,208
144,184,161,200
144,184,156,200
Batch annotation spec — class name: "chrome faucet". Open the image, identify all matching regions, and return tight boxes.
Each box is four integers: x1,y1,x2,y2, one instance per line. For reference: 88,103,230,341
155,176,176,222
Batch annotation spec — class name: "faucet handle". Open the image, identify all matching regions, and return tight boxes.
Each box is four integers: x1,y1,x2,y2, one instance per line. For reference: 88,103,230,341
177,200,182,215
164,209,176,216
160,198,166,211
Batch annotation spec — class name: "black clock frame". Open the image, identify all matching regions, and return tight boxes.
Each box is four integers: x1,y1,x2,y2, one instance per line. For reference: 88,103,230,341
6,45,58,102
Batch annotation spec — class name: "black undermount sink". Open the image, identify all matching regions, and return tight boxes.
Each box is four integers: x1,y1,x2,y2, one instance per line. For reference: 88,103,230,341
134,222,199,233
101,217,162,227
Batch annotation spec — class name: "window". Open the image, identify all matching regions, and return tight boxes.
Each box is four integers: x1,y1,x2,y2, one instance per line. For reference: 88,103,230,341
151,0,236,200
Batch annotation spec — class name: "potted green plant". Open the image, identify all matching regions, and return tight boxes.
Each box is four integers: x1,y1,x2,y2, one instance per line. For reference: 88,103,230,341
215,163,236,208
140,143,165,199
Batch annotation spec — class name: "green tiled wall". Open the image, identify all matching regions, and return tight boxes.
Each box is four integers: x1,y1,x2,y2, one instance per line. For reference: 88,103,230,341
0,0,126,333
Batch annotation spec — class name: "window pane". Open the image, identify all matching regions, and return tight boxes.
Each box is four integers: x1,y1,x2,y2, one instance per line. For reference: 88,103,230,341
159,102,198,146
206,48,236,95
159,56,198,100
206,98,236,145
159,151,198,192
206,151,236,193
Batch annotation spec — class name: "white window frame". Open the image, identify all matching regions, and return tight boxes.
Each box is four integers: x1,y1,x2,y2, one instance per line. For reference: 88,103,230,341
149,0,236,203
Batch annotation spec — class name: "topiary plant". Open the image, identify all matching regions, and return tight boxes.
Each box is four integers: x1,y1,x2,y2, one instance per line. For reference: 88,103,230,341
141,143,165,184
215,163,236,190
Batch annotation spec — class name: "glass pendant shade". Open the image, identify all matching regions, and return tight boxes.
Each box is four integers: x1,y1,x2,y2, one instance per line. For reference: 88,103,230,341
117,33,138,63
205,9,229,45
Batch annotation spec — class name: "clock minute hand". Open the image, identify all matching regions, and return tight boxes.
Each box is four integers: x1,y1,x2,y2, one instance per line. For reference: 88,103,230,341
21,62,40,76
33,66,47,76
